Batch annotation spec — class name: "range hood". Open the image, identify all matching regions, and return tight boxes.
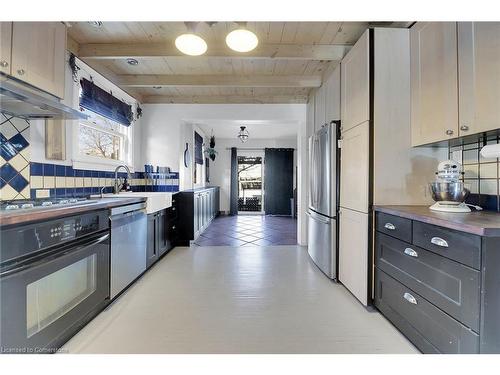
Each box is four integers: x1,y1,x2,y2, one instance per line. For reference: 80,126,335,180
0,73,88,120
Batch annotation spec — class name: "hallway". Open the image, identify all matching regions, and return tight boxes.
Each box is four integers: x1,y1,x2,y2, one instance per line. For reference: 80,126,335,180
194,214,297,247
62,245,417,354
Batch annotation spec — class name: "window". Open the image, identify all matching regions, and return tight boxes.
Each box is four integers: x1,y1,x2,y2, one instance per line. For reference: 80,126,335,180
75,110,132,167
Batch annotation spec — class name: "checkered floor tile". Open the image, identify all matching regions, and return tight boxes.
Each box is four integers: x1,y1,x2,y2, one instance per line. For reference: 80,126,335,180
194,215,297,247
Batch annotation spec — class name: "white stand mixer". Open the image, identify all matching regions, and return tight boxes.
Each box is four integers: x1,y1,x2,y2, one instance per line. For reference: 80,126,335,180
429,160,477,213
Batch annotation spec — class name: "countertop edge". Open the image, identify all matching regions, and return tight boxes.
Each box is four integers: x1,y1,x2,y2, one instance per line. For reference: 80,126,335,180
0,197,146,227
374,205,500,237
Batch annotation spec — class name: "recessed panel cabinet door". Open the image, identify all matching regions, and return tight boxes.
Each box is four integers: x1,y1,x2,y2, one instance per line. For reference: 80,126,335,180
341,30,370,132
314,84,326,131
325,64,341,121
458,22,500,136
410,22,458,146
339,207,369,306
340,121,370,213
0,22,12,74
11,22,66,98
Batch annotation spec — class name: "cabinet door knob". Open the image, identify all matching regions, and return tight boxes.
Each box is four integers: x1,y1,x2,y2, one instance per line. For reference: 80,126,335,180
445,129,454,136
404,248,418,258
403,292,418,305
460,125,469,131
384,223,396,230
431,236,448,248
0,60,8,68
17,69,25,76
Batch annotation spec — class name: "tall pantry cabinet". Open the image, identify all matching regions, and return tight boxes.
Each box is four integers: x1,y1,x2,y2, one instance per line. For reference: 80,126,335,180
337,28,444,307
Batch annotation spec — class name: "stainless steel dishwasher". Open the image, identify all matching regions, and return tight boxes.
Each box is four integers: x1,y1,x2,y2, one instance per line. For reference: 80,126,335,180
109,202,147,299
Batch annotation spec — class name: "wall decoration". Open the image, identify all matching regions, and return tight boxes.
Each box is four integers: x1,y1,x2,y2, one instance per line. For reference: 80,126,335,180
183,143,191,168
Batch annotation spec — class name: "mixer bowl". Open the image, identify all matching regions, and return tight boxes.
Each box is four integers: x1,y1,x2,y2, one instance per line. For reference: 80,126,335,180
429,182,470,204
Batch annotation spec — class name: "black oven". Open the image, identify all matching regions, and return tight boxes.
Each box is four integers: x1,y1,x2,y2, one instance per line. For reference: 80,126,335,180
0,210,110,353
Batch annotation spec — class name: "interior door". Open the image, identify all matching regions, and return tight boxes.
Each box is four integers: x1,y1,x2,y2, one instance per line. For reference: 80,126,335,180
340,121,370,213
410,22,458,146
458,22,500,136
339,207,368,306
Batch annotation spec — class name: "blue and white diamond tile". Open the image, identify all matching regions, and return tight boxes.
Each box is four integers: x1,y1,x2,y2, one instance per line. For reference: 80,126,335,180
0,115,31,200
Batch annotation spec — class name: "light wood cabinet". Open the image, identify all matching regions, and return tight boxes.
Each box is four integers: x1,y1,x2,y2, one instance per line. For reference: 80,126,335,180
325,64,341,121
340,121,370,213
339,207,368,306
11,22,66,98
341,30,370,132
314,83,326,131
458,22,500,136
0,22,12,74
410,22,458,146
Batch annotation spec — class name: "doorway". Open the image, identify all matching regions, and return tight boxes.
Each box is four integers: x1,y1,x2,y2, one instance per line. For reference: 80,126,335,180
237,153,264,214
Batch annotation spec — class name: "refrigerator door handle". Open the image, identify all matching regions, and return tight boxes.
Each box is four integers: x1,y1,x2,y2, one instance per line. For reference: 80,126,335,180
313,137,321,207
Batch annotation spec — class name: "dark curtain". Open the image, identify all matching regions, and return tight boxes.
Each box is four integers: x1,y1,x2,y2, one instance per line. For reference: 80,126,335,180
194,132,203,164
229,147,238,215
264,148,294,215
80,78,133,126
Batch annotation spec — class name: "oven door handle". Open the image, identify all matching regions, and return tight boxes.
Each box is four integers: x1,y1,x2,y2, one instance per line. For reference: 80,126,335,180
1,232,110,277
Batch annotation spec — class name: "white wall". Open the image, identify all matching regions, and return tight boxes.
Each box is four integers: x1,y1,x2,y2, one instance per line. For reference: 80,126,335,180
209,137,298,213
140,103,306,190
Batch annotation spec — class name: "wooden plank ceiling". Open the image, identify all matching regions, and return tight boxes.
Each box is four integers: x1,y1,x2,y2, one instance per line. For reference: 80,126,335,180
67,22,372,104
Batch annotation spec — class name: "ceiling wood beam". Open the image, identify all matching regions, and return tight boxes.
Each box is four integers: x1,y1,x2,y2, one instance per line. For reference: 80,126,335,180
143,95,308,104
78,43,351,61
115,74,322,88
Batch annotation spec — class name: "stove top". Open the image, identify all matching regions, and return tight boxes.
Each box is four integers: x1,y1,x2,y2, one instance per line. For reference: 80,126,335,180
0,198,94,211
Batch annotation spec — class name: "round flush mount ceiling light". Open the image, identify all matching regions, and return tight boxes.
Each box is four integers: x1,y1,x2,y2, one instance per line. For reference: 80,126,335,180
226,29,258,53
87,21,103,28
175,34,208,56
238,126,250,143
126,58,139,66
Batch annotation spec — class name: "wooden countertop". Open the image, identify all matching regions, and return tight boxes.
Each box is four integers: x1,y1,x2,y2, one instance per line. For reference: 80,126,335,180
0,197,146,227
374,205,500,237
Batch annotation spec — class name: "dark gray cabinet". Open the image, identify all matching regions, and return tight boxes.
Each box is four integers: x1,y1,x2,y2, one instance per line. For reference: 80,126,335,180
175,186,220,245
374,210,500,353
146,207,176,269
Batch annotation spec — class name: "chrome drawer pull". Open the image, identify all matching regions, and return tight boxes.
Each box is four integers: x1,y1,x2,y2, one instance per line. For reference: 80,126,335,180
403,292,418,305
404,248,418,258
384,223,396,230
431,237,449,248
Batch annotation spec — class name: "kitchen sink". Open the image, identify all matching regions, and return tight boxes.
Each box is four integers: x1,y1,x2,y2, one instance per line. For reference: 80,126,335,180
95,192,173,214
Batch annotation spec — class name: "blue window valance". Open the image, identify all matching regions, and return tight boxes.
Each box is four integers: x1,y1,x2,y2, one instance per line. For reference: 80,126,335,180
80,78,133,126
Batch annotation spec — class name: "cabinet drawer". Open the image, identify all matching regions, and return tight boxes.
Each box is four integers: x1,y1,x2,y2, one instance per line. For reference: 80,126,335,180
375,270,479,354
375,212,412,242
376,233,480,332
413,221,481,269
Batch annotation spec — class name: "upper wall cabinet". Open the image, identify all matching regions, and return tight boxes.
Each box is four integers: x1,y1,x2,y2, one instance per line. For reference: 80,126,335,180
325,64,341,121
10,22,66,98
410,22,458,146
458,22,500,136
341,30,370,133
314,83,326,131
0,22,12,74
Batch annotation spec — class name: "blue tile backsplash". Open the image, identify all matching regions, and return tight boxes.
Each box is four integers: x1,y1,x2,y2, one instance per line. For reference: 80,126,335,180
1,113,179,201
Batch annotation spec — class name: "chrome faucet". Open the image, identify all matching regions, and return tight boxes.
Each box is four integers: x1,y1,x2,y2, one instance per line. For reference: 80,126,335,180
114,165,132,194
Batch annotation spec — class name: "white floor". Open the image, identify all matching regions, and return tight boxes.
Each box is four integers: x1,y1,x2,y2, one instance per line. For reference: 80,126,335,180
63,245,418,354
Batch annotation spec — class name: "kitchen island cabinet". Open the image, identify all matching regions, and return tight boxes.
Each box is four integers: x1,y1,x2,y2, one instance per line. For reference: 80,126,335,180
374,205,500,353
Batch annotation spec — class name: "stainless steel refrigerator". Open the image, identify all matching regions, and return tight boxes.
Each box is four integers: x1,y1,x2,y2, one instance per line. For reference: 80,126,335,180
307,120,340,279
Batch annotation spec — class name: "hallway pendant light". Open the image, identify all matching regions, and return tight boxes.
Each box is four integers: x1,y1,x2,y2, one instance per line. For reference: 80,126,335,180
175,33,208,56
226,29,258,52
238,126,250,143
